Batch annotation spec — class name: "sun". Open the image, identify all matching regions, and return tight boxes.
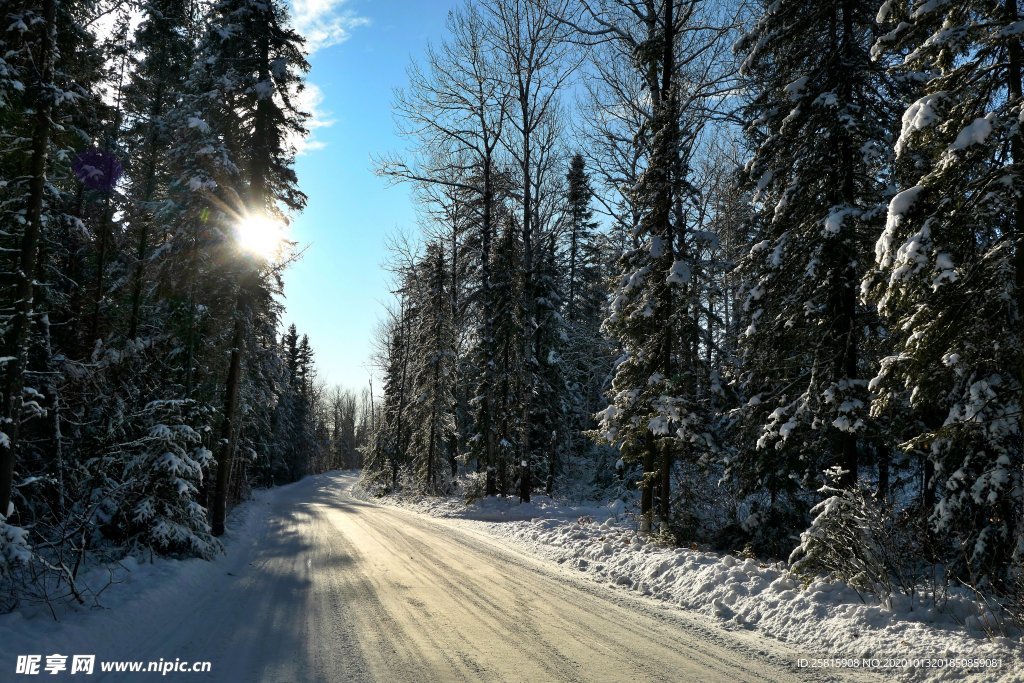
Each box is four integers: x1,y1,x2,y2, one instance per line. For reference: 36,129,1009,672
235,213,287,261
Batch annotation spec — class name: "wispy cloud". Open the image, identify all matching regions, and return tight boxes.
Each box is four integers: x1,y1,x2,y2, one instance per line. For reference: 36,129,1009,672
290,0,370,54
292,82,335,156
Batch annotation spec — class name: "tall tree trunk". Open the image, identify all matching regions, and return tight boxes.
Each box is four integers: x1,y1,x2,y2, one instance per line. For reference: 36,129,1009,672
0,0,56,519
1002,0,1024,565
836,0,859,488
211,314,244,536
89,194,113,343
640,433,655,533
128,86,165,339
656,0,676,527
659,440,672,525
482,155,497,492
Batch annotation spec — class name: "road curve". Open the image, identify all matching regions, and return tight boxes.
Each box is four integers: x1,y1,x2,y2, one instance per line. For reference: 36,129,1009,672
86,472,861,682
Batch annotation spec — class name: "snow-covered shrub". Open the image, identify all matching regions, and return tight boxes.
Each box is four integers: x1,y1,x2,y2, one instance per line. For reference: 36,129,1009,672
1003,572,1024,633
91,399,218,559
355,461,396,497
709,483,810,559
462,472,488,504
789,468,925,601
0,518,31,575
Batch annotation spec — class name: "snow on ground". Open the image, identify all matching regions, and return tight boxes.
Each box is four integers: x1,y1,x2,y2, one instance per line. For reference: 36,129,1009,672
0,480,275,665
367,486,1023,683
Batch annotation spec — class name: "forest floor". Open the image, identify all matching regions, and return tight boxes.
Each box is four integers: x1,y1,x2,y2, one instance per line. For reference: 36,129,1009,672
0,471,894,683
366,480,1024,683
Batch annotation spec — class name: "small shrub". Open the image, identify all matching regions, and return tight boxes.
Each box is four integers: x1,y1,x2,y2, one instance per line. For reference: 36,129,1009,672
462,471,488,504
789,467,928,601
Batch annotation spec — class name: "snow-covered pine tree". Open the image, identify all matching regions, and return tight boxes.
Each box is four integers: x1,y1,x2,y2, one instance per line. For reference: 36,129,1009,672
418,177,475,476
564,154,604,330
370,297,415,492
488,212,527,495
591,0,720,533
561,154,613,484
730,0,897,543
267,324,318,482
0,0,61,530
121,0,195,341
536,234,571,494
407,241,457,493
866,0,1024,579
0,0,112,555
95,397,217,558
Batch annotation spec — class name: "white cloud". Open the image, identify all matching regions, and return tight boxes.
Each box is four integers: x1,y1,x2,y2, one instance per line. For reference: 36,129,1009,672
290,0,370,53
293,82,335,156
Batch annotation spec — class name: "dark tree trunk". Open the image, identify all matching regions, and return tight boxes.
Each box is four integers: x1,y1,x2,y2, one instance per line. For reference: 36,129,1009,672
128,86,165,339
546,431,556,495
836,0,859,488
212,315,244,536
0,0,56,519
659,440,672,525
640,433,655,533
1006,3,1024,536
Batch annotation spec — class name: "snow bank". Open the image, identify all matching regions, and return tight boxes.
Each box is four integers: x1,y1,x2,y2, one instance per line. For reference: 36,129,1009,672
492,517,1023,682
358,485,625,524
0,484,270,663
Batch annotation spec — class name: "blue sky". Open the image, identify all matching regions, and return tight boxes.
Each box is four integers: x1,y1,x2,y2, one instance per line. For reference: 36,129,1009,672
283,0,460,392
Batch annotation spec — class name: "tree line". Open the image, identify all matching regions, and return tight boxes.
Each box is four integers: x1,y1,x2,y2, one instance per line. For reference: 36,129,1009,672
0,0,369,607
366,0,1024,598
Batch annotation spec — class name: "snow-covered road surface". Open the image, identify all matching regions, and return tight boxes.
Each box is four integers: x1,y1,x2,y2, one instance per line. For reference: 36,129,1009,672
13,472,869,682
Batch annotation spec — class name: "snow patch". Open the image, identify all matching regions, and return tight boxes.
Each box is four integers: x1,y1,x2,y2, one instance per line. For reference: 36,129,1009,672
950,114,995,151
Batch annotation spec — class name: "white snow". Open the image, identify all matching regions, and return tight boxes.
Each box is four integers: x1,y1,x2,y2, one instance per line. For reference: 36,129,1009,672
911,0,954,20
876,0,895,23
783,76,809,101
950,114,995,151
186,116,210,133
823,207,856,236
896,93,945,157
998,21,1024,38
877,185,925,267
0,481,268,661
666,260,691,285
932,251,958,288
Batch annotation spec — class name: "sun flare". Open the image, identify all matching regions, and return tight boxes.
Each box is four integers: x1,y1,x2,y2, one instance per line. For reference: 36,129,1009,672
235,214,287,261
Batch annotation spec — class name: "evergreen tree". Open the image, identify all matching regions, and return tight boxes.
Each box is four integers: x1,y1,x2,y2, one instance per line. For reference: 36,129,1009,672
121,0,195,341
0,0,62,526
487,213,527,494
407,242,457,493
531,233,569,494
730,0,898,545
188,0,309,535
561,154,611,484
593,0,719,532
867,0,1024,579
564,154,603,328
370,301,414,491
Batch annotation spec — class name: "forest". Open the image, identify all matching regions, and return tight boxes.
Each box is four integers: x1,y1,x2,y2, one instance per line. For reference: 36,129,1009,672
0,0,1021,626
364,0,1024,617
0,0,368,608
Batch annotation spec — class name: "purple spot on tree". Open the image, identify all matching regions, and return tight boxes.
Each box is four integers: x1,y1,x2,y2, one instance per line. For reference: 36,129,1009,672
73,148,123,192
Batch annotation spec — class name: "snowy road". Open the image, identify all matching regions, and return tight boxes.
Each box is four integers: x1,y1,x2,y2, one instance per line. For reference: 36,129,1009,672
27,472,870,682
